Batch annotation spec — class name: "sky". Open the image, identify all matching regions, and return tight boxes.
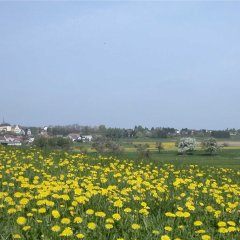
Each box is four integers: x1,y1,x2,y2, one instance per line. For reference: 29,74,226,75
0,1,240,130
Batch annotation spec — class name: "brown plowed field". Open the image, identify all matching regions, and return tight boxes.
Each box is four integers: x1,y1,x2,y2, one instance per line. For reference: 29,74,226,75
218,141,240,146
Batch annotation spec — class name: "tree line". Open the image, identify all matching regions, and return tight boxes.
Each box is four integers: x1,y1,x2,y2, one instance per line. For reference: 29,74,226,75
46,125,232,139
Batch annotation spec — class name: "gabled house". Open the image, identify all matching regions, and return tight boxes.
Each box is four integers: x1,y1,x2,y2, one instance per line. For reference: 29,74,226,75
0,135,23,146
68,134,80,142
12,125,24,134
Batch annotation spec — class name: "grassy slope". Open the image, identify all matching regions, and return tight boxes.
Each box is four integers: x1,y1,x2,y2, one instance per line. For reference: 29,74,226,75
74,138,240,169
121,149,240,169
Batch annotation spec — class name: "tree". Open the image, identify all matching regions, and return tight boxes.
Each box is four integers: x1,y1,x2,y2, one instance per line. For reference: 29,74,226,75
156,142,164,153
34,136,48,149
55,137,72,149
92,136,124,156
134,144,150,159
178,138,196,155
211,130,230,138
34,136,72,150
92,136,107,154
201,138,220,155
106,140,124,156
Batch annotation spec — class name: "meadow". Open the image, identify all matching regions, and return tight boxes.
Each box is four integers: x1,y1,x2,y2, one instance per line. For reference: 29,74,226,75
75,138,240,169
0,145,240,240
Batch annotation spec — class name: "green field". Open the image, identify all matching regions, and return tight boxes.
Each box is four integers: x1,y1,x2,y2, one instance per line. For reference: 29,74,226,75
73,139,240,169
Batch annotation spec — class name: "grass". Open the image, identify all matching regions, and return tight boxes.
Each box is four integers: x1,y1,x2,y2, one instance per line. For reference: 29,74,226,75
74,140,240,169
119,149,240,169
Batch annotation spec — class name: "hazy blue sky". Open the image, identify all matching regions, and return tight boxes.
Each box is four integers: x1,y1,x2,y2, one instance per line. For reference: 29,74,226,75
1,1,240,129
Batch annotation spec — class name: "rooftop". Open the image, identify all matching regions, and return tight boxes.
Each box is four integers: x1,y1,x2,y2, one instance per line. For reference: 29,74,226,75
0,123,11,127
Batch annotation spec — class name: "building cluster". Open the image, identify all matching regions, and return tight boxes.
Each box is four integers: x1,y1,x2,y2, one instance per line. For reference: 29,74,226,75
67,134,93,142
0,122,33,146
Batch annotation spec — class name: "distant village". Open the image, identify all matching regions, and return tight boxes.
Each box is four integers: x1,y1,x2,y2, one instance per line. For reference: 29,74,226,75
0,120,239,147
0,121,93,146
0,121,38,146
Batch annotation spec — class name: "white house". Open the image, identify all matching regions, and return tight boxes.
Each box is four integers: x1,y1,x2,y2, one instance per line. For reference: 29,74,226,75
25,129,32,136
175,130,180,135
80,135,93,142
68,134,93,142
13,125,24,135
68,134,80,142
27,137,35,143
0,123,12,132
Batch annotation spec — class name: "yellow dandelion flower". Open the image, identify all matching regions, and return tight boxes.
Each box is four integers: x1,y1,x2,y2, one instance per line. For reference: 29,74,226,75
106,218,114,223
76,233,85,239
195,230,206,234
228,226,236,232
12,234,21,239
51,225,61,232
217,221,226,227
164,226,172,231
52,210,60,218
201,235,211,240
46,200,54,207
38,208,46,214
175,211,184,217
105,223,113,229
124,208,132,213
22,226,31,231
178,225,184,229
7,208,17,214
161,235,171,240
114,199,123,208
218,227,228,233
194,221,203,226
183,212,190,218
86,209,94,215
95,211,106,218
12,189,21,197
19,198,29,205
61,218,71,224
112,213,121,221
87,222,96,230
165,212,176,217
139,208,149,215
16,217,27,225
152,230,160,235
59,227,73,236
72,201,78,207
227,221,236,226
131,223,141,230
74,217,83,223
62,195,70,201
